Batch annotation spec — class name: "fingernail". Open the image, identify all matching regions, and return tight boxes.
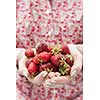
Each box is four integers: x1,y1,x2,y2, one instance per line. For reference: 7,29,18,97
46,85,50,88
71,70,77,77
47,82,52,86
43,72,48,77
50,80,56,83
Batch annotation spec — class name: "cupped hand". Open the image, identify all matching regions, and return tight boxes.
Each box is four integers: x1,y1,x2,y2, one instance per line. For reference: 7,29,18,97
44,44,83,88
18,49,48,86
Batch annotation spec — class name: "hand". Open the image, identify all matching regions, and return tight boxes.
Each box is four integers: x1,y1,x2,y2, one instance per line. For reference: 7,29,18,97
76,44,83,54
16,48,25,70
69,44,83,78
44,44,83,88
18,48,48,86
44,73,70,88
28,71,48,86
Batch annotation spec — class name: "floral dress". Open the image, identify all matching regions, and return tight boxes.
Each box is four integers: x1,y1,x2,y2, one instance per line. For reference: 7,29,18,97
16,0,83,100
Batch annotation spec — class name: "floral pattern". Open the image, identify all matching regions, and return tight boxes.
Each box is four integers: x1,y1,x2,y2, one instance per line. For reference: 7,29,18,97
16,0,83,48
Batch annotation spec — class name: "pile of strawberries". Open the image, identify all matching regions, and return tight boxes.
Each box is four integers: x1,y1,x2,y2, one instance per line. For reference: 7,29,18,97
24,43,74,78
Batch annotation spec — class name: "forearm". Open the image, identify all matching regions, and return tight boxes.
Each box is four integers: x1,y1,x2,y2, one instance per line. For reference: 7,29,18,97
68,44,83,76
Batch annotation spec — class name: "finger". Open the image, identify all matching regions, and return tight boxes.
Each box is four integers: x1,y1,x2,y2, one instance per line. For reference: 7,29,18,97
18,56,28,78
67,44,82,59
44,80,64,88
16,48,25,61
47,72,55,79
76,44,83,54
71,67,80,78
46,85,64,88
46,84,64,88
68,44,82,77
71,55,82,77
47,72,61,79
49,76,70,84
55,72,61,77
45,81,64,86
33,71,48,85
48,72,55,76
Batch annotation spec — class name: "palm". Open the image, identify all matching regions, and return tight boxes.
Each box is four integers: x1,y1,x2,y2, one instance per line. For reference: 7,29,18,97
44,44,83,88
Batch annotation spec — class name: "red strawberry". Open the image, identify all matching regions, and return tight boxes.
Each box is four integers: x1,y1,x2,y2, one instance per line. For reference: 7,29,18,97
25,49,35,58
40,63,56,72
38,52,52,64
32,55,40,64
25,58,33,68
33,52,51,64
59,62,71,76
61,45,70,54
51,54,63,66
36,43,49,53
48,46,53,52
65,54,73,66
27,62,39,75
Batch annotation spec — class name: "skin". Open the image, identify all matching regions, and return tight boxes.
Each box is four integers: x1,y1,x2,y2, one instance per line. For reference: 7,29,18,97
44,44,83,88
17,44,83,87
18,49,48,86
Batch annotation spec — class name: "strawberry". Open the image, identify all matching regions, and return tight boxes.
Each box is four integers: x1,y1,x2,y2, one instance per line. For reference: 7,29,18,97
36,43,49,53
32,55,40,64
33,52,52,64
59,62,71,76
48,46,53,52
51,54,63,66
65,54,73,66
61,45,70,54
27,62,39,75
51,45,61,55
40,63,57,72
25,48,35,58
25,58,33,68
38,52,52,64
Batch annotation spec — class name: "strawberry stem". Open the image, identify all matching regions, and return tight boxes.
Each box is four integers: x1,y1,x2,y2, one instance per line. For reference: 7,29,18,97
51,45,62,55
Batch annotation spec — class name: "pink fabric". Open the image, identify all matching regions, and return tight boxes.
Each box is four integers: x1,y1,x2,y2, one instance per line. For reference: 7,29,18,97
16,71,83,100
16,0,83,100
16,0,83,48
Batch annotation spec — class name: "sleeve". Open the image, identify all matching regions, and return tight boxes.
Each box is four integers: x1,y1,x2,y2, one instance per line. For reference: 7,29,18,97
16,0,36,48
16,69,33,100
16,48,29,78
67,0,83,21
16,48,33,100
66,0,83,44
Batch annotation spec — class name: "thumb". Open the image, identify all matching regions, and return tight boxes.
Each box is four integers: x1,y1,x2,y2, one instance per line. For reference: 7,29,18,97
18,56,28,78
49,76,70,84
32,71,48,85
70,63,82,78
70,54,82,77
